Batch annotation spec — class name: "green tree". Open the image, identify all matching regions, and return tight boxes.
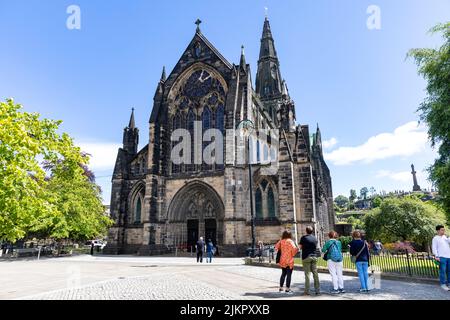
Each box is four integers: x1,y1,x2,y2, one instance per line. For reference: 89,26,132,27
372,196,383,208
349,189,357,203
347,216,365,230
360,187,369,200
0,99,112,242
363,197,446,245
334,195,349,211
408,22,450,221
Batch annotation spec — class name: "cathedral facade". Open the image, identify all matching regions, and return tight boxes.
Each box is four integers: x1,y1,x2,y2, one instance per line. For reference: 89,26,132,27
104,18,335,256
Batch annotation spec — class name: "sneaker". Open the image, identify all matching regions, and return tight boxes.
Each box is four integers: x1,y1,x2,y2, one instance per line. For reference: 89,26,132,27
285,289,294,295
303,291,310,296
314,290,321,296
366,289,371,293
359,289,366,293
339,289,346,294
331,289,340,294
278,288,284,293
440,284,450,291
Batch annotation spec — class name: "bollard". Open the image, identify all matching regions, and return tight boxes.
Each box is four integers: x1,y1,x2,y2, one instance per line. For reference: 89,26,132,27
37,247,41,260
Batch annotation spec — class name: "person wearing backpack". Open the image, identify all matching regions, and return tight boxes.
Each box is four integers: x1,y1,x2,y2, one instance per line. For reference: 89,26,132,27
322,231,345,294
349,230,371,293
275,231,299,294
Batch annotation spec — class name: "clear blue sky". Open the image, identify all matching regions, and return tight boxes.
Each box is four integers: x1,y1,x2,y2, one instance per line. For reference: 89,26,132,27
1,0,449,203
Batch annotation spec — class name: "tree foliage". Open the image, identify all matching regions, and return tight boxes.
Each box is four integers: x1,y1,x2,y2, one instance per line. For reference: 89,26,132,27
0,99,112,242
408,22,450,221
363,197,446,245
334,195,349,211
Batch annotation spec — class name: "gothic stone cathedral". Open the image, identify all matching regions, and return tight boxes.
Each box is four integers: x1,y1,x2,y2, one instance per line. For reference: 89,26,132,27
105,18,335,256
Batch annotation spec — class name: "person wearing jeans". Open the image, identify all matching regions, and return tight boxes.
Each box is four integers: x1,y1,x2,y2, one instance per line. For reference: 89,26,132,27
206,239,214,263
299,226,320,295
349,230,370,292
432,225,450,291
322,231,345,294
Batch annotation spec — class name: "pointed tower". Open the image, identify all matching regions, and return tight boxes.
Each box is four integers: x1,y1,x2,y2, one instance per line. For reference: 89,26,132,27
312,124,323,158
123,108,139,155
239,45,247,73
256,17,284,100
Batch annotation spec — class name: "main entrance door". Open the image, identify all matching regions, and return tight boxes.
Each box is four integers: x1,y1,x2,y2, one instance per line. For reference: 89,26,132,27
205,219,217,246
187,219,199,249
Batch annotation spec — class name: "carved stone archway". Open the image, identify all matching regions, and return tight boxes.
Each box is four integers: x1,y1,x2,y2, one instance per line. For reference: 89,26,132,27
166,181,224,248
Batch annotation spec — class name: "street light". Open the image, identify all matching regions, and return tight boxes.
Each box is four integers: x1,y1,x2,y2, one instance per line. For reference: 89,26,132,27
237,119,256,258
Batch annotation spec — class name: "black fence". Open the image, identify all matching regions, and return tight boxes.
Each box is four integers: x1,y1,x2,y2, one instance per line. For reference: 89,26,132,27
291,250,440,279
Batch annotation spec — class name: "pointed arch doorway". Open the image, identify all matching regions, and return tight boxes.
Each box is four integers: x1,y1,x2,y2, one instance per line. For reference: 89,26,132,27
167,181,224,249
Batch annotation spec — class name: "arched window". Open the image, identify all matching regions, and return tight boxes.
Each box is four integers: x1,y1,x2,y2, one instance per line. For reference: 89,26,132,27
256,140,260,163
202,107,212,171
215,104,224,170
172,113,182,174
255,188,263,219
267,186,276,218
216,104,224,133
135,197,142,223
186,109,195,172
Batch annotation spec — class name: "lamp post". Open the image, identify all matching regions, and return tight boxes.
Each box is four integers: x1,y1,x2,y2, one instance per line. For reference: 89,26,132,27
237,119,256,257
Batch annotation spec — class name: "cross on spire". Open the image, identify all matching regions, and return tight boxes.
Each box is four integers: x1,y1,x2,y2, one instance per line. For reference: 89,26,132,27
264,7,269,19
195,19,202,33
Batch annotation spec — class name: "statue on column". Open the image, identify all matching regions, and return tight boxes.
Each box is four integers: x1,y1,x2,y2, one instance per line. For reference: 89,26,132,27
411,164,421,192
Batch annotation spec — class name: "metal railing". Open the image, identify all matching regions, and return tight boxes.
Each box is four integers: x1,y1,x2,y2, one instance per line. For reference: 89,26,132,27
293,250,439,279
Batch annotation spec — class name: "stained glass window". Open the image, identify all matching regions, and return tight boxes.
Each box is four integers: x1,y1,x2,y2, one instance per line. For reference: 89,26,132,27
255,188,263,219
260,180,268,191
186,109,195,172
135,197,142,223
172,113,182,174
267,186,276,218
202,107,212,171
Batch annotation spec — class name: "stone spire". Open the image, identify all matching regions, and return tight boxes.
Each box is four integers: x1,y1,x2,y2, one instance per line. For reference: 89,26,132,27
160,66,166,82
239,45,246,72
411,164,421,191
128,108,135,129
123,108,138,155
255,17,283,100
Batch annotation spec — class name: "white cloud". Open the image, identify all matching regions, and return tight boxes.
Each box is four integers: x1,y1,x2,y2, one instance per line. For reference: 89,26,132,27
375,169,426,183
324,121,429,166
76,141,121,170
322,137,338,150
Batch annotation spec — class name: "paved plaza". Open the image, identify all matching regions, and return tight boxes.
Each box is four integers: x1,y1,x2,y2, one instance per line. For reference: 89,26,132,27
1,255,449,300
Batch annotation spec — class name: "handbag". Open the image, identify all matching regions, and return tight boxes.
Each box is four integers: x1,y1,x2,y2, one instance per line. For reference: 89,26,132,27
276,249,281,263
323,241,337,261
351,241,367,263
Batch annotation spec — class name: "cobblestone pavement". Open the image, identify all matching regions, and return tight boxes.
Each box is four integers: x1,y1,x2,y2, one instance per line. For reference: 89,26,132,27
1,255,449,300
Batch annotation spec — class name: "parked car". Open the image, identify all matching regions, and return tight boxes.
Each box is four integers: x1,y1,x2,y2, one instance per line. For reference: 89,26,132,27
86,240,107,250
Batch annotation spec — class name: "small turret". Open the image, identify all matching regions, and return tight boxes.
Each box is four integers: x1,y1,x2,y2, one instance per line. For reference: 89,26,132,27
123,108,139,155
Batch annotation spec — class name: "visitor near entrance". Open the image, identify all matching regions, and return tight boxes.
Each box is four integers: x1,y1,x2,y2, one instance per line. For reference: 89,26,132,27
257,241,264,263
432,225,450,291
275,231,298,294
322,231,345,294
299,226,321,295
349,230,371,293
196,237,205,263
206,239,214,263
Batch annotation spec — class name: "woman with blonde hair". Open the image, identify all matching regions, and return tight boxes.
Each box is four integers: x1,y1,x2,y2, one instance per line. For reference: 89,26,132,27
349,230,371,292
275,230,299,294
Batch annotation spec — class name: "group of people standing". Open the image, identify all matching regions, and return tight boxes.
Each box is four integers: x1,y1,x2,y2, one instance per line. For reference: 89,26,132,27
275,227,371,295
195,237,217,263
